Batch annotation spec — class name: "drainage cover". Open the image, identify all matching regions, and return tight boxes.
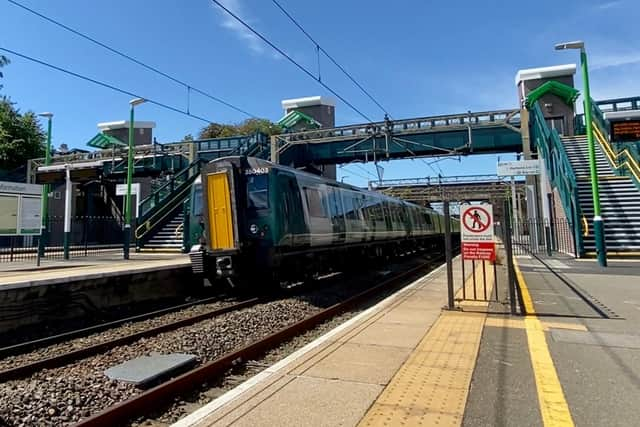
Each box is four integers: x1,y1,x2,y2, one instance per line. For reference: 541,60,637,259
105,353,197,386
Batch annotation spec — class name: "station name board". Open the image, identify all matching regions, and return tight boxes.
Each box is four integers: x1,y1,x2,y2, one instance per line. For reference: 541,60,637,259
611,120,640,143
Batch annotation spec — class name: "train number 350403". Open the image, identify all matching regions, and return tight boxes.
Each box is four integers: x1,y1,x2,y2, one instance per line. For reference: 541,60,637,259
244,167,269,175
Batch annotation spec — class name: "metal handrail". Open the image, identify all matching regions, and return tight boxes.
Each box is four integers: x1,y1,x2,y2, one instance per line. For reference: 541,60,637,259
590,100,640,186
530,103,583,254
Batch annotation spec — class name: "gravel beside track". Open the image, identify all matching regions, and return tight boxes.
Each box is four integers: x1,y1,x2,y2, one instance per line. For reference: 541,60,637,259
0,299,238,372
0,282,370,426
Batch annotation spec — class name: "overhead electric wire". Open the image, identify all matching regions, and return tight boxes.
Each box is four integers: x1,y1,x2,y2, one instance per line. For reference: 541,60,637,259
6,0,257,118
270,0,392,118
0,47,214,124
210,0,373,123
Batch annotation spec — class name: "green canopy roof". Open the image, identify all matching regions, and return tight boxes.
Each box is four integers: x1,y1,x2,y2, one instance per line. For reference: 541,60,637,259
525,80,580,109
277,110,321,130
86,133,126,149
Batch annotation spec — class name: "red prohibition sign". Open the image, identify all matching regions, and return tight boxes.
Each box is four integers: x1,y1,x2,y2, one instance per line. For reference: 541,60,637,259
463,206,491,233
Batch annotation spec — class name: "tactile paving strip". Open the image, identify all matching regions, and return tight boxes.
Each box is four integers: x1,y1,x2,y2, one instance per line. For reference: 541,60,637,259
359,312,485,427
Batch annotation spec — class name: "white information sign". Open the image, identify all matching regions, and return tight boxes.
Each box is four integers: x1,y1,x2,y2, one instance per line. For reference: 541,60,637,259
460,204,494,242
0,180,43,236
116,183,140,196
497,160,541,176
19,196,42,234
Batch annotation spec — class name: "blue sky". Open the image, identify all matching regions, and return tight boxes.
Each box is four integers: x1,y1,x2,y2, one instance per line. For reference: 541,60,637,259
1,0,638,186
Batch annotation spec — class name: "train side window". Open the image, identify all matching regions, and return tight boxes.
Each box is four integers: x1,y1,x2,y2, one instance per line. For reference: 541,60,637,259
247,174,269,209
304,187,325,218
343,192,356,220
192,185,203,216
424,213,433,230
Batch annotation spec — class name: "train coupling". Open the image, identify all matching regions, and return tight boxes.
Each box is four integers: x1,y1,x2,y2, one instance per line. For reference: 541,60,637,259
216,256,233,278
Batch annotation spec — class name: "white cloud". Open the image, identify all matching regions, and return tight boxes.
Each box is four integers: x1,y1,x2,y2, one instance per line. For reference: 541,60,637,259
214,0,265,54
595,1,624,10
590,51,640,70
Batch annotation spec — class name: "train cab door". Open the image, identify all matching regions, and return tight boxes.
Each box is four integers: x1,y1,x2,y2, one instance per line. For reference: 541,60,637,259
279,172,307,248
206,171,237,250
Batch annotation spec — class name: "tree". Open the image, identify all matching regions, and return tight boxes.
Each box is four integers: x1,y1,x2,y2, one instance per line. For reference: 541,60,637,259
198,122,239,139
236,118,282,136
0,55,9,91
198,118,281,139
0,97,45,171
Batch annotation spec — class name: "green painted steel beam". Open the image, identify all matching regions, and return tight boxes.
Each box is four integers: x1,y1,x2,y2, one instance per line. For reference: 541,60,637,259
524,80,580,109
279,126,523,166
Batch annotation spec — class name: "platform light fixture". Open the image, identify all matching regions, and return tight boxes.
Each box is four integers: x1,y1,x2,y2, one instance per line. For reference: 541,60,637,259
37,112,53,259
554,40,607,266
123,98,146,260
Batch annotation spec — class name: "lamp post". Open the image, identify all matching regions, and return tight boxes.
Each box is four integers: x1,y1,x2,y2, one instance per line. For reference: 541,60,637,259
555,40,607,266
123,98,146,259
37,112,53,259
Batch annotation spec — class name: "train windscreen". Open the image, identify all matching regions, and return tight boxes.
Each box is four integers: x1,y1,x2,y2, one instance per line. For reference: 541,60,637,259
247,174,269,210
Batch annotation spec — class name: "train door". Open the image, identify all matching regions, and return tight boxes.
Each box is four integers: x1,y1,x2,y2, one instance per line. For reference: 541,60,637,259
206,171,236,250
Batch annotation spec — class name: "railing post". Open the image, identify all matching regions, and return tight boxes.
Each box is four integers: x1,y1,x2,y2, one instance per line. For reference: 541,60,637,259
444,200,454,310
182,199,190,254
504,199,517,315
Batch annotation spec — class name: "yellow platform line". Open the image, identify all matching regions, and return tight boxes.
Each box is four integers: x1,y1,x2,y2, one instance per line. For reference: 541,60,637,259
358,311,485,427
513,258,575,427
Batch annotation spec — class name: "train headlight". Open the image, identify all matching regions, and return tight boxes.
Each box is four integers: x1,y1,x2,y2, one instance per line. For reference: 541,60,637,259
249,224,259,234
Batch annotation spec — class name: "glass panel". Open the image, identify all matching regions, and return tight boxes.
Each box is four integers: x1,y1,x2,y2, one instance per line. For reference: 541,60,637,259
192,185,203,216
247,174,269,210
305,187,325,218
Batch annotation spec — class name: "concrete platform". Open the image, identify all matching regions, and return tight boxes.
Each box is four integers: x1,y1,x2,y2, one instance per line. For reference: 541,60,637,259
173,259,478,427
170,252,640,427
465,254,640,427
0,253,193,334
0,252,189,290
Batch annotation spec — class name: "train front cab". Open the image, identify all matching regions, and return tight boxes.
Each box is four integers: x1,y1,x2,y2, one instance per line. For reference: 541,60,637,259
190,157,276,287
190,158,241,282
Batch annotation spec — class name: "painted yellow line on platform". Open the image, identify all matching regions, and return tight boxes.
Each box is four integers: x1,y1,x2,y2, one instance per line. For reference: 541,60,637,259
513,258,574,427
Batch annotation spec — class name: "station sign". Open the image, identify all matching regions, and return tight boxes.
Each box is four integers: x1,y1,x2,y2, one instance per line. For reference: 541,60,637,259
116,183,140,196
0,181,43,236
462,242,496,262
497,160,540,176
611,120,640,143
460,203,495,262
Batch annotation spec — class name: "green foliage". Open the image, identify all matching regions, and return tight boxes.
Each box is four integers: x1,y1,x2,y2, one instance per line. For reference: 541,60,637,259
0,97,45,171
198,118,281,139
0,55,10,90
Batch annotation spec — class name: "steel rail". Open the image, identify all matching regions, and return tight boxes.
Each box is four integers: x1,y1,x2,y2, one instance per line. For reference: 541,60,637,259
75,260,440,427
0,298,260,382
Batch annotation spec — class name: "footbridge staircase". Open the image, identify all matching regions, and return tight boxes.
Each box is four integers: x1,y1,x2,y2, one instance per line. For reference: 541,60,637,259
533,96,640,256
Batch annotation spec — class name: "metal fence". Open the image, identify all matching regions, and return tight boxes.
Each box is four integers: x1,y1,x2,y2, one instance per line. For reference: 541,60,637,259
496,218,576,257
0,216,123,262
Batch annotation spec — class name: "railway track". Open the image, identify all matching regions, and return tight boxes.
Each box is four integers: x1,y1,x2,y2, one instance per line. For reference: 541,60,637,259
0,298,259,382
0,295,234,358
75,259,438,427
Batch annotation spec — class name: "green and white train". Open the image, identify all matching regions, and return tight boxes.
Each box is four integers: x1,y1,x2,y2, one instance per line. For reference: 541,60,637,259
188,156,459,288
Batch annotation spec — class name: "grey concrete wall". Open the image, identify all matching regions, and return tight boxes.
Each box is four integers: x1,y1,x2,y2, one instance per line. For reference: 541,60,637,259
285,103,336,179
